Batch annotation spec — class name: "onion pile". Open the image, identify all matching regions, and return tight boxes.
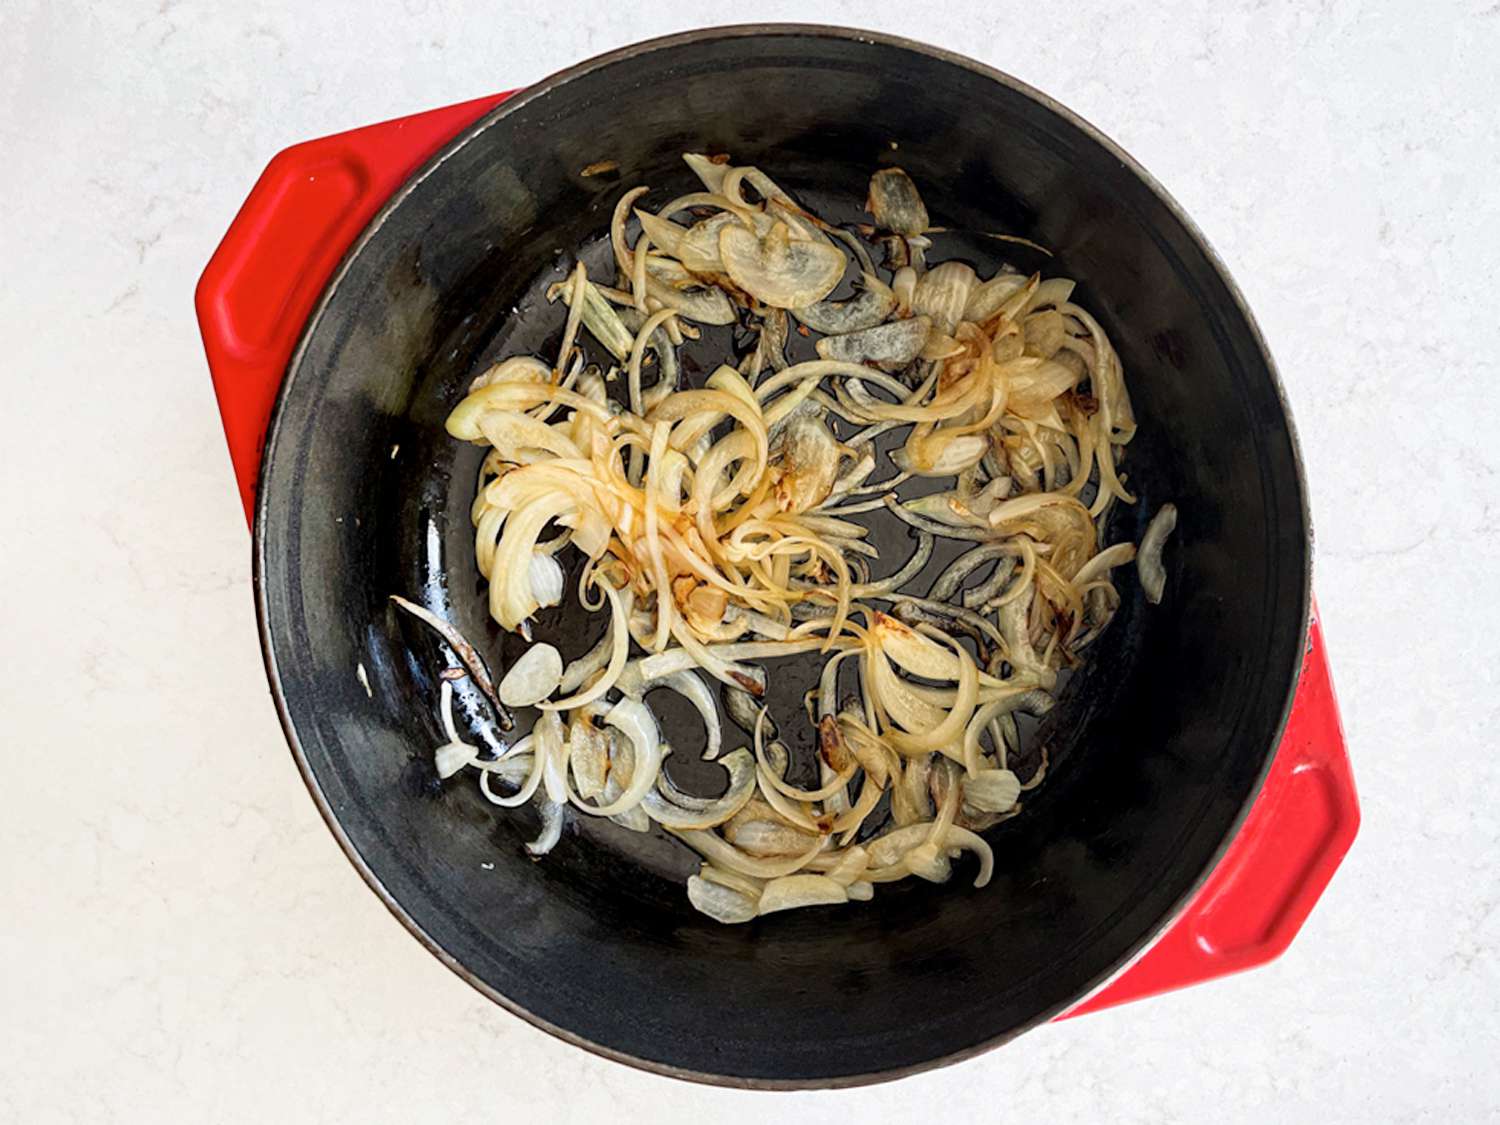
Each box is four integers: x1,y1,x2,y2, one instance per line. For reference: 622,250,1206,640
407,155,1177,922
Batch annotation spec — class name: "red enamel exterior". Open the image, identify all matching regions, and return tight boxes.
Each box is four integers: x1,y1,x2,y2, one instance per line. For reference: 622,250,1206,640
194,92,1359,1018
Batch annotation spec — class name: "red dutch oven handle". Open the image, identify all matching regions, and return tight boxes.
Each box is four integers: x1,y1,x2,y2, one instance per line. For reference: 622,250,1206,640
194,92,510,523
196,94,1359,1015
1064,608,1359,1015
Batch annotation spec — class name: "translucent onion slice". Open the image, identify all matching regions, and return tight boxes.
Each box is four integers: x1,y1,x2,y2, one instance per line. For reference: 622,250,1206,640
719,221,845,309
643,259,737,325
904,842,953,883
677,211,740,274
963,768,1021,813
652,669,722,761
942,824,995,887
866,823,932,867
479,735,544,808
683,151,731,193
911,261,977,335
540,582,629,711
567,714,609,800
532,712,568,804
528,552,564,608
964,270,1029,324
900,427,989,476
815,316,932,372
641,749,756,829
687,874,758,923
892,266,918,315
1137,502,1177,604
525,798,566,856
498,643,563,707
575,698,662,817
634,208,687,259
725,817,820,858
1072,541,1136,587
434,740,477,780
772,413,840,513
792,273,897,335
866,167,929,235
758,874,849,915
820,845,870,886
698,863,765,899
881,629,977,756
674,828,824,877
995,593,1057,691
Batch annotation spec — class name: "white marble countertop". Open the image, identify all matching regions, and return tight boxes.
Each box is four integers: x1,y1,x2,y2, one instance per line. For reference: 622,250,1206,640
4,1,1497,1120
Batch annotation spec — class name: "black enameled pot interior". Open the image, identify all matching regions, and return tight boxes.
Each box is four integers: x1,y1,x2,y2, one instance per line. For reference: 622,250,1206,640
254,26,1309,1086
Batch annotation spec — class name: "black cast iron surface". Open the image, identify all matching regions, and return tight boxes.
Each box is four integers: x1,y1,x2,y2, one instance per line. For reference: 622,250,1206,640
253,25,1310,1086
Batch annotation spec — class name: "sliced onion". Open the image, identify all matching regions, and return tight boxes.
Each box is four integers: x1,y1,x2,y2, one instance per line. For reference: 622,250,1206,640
866,823,932,867
875,624,978,757
726,818,818,858
687,874,758,923
758,873,849,915
682,151,730,193
1137,502,1177,604
904,842,954,883
964,270,1029,323
477,751,535,788
577,697,661,817
724,687,770,743
892,266,917,315
820,845,870,886
899,428,989,476
816,316,931,371
674,828,824,877
611,806,651,833
433,155,1155,923
434,741,477,779
545,583,629,710
772,413,840,512
643,259,737,325
634,208,687,259
1073,541,1137,587
963,768,1021,813
528,552,565,608
677,211,739,274
866,168,929,235
698,863,765,899
719,221,845,309
531,711,567,803
641,749,756,829
912,261,977,335
622,637,824,696
498,643,563,707
653,669,722,761
479,735,544,807
792,273,897,335
567,714,609,800
942,824,995,887
525,798,566,856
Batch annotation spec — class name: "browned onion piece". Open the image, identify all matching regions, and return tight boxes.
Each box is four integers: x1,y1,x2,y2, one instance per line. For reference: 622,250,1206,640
866,167,929,235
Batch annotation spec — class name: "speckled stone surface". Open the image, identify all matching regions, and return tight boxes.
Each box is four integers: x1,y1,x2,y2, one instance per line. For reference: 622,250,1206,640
3,2,1497,1120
